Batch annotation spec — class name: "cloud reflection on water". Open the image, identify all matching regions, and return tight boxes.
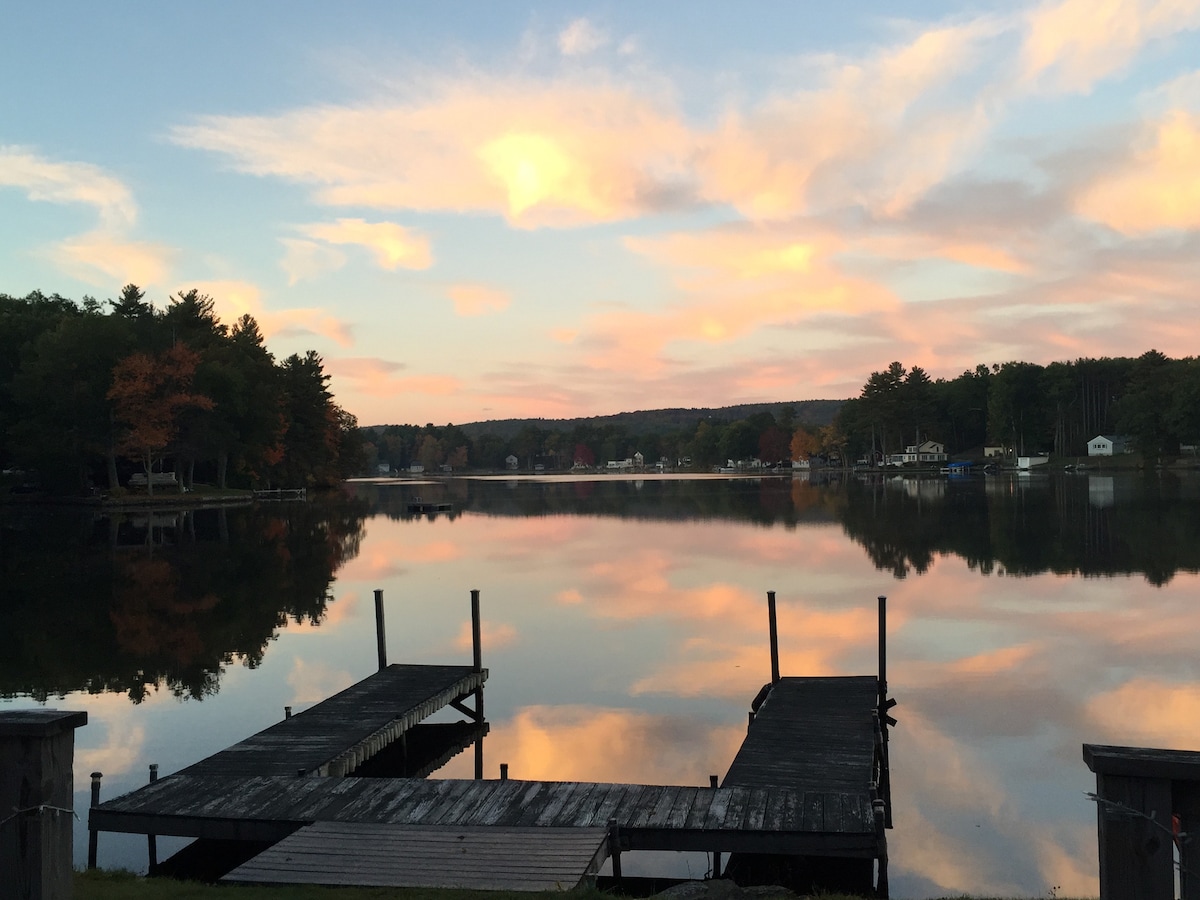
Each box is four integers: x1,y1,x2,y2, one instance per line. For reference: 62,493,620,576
340,497,1200,897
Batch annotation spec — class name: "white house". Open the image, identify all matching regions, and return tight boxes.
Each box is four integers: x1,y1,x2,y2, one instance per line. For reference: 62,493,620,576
888,440,948,466
1088,435,1129,457
505,455,519,470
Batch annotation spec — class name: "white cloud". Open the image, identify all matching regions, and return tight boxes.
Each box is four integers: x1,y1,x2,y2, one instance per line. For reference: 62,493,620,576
0,146,137,229
0,146,174,287
298,218,433,271
279,237,346,284
558,18,607,56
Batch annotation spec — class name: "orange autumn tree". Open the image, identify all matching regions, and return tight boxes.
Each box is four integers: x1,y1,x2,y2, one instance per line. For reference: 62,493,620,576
790,427,820,462
108,344,214,495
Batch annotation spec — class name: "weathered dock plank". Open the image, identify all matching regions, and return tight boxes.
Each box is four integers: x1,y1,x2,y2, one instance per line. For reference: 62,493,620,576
222,823,610,891
179,664,486,779
91,775,878,852
723,676,879,795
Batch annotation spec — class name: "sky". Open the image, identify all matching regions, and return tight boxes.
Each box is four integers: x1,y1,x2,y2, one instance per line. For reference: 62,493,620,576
3,1,1200,427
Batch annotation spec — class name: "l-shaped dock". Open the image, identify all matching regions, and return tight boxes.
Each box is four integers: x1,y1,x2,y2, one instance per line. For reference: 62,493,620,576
89,593,895,895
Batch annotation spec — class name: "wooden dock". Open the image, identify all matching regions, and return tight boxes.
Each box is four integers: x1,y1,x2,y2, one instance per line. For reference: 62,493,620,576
88,592,894,894
176,664,486,778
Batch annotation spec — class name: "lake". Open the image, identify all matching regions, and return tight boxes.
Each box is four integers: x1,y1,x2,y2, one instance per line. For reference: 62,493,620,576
4,469,1200,896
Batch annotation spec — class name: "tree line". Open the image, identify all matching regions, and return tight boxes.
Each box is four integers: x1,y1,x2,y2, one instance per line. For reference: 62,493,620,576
832,352,1200,464
364,404,829,473
0,285,363,495
367,350,1198,474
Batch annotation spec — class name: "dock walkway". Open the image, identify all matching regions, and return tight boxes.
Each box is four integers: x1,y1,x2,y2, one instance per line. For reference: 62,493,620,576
725,676,880,794
178,663,487,779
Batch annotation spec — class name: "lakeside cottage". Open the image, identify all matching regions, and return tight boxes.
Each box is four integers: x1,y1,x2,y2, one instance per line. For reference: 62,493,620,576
887,440,947,466
1088,434,1130,456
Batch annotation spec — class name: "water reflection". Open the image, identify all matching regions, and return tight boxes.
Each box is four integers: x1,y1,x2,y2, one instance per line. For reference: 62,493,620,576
3,472,1200,896
0,494,368,701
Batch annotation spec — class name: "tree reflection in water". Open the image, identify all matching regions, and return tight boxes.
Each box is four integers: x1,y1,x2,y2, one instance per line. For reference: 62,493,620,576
0,493,368,702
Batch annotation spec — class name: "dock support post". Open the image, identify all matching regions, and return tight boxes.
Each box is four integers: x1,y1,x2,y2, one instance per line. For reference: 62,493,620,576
607,819,622,881
877,594,893,826
471,589,482,673
88,771,102,870
709,776,722,877
500,763,508,781
147,764,159,873
877,595,887,715
374,589,387,670
0,709,87,898
874,799,889,899
471,589,484,779
284,706,292,719
767,590,780,685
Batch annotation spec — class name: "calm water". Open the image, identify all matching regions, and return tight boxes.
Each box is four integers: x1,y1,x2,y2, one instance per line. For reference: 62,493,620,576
4,470,1200,896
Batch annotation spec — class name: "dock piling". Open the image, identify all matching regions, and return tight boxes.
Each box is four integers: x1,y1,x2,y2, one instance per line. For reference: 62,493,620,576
88,771,102,869
472,589,485,780
374,589,387,670
767,590,780,685
607,819,622,881
471,589,482,673
500,763,508,781
148,764,158,872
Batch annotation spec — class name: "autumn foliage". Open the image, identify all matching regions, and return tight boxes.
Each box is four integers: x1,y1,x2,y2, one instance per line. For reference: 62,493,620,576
1,284,364,493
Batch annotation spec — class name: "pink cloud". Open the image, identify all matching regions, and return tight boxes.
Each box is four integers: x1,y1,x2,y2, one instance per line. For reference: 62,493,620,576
447,284,511,316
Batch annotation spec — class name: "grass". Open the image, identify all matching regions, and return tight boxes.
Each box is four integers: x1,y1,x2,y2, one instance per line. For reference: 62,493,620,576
76,870,616,900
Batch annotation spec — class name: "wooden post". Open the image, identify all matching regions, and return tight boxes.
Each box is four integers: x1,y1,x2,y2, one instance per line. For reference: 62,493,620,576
709,775,722,877
0,710,87,898
877,595,887,715
472,589,484,780
709,774,719,788
87,771,102,870
877,594,892,827
767,590,780,684
607,819,622,881
284,706,292,719
374,589,387,670
873,799,889,899
748,710,755,729
500,763,508,781
471,589,482,673
147,764,158,873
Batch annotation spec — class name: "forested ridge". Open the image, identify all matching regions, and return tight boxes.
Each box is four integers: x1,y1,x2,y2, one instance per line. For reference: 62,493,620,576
369,351,1199,473
0,286,363,495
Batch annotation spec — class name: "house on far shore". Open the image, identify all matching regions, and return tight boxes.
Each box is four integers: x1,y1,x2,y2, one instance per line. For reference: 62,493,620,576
505,455,519,470
984,446,1005,458
888,440,948,466
1088,435,1130,457
408,463,424,474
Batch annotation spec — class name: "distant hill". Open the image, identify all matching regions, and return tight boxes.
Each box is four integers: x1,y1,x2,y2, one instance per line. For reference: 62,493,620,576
446,399,846,440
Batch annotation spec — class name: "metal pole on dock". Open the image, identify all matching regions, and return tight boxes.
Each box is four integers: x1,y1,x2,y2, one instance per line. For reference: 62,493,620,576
767,590,780,685
877,595,887,713
87,772,102,869
471,589,482,673
374,589,387,670
472,589,484,779
877,594,893,828
147,764,158,872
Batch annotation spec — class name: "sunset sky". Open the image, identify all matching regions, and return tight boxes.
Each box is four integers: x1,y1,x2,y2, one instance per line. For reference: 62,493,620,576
4,1,1200,426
